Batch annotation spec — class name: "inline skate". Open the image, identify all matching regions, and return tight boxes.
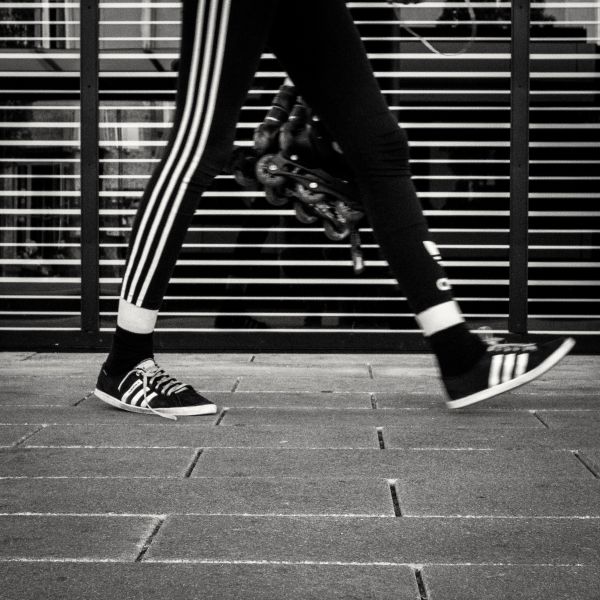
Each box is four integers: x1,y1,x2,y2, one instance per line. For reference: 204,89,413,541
230,85,366,273
255,100,366,273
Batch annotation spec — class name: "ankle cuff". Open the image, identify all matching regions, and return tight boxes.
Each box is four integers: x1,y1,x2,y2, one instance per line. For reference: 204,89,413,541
416,301,464,337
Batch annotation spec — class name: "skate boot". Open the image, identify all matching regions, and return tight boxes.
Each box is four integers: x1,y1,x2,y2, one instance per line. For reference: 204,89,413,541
255,101,366,273
229,83,297,191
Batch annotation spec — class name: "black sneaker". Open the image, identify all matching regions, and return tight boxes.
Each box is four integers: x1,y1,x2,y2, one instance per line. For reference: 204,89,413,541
94,358,217,420
443,337,575,409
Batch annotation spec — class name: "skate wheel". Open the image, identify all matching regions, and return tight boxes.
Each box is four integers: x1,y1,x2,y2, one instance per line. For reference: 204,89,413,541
295,182,326,204
294,202,319,224
324,220,350,241
264,186,289,207
256,154,286,188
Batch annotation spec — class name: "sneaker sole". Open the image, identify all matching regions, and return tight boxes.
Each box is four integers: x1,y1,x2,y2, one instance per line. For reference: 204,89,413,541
94,389,218,417
445,336,576,410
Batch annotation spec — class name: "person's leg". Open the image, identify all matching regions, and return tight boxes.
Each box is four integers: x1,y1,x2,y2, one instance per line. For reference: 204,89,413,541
268,0,485,376
105,0,277,375
268,0,574,406
96,0,278,418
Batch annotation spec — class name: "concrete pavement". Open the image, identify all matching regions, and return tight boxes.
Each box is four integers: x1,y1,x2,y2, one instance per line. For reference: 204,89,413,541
1,351,599,599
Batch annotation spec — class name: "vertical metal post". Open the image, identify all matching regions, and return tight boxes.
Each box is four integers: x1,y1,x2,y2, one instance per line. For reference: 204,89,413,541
509,0,531,334
80,0,100,333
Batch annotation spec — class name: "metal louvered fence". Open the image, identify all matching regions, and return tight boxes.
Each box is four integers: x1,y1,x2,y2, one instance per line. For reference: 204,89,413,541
0,0,598,351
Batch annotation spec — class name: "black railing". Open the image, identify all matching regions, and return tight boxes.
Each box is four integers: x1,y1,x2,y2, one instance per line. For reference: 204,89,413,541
80,0,100,335
508,0,531,335
0,0,598,352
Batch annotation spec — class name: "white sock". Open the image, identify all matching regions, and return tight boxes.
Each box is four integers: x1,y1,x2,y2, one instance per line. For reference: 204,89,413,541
415,300,465,337
117,298,158,334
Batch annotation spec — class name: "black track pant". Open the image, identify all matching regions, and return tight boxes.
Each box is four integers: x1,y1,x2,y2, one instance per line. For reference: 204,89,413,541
120,0,458,330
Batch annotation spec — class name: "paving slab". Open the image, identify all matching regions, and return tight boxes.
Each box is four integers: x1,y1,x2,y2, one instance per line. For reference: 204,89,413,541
235,376,413,393
371,379,444,395
366,354,438,368
145,515,600,565
577,449,600,477
0,477,393,516
221,407,543,428
0,378,92,406
0,425,43,447
0,405,220,425
214,391,372,409
382,424,580,450
552,430,600,448
537,410,600,430
23,423,379,449
22,352,254,366
2,368,236,393
423,565,600,600
5,356,367,378
176,364,371,377
478,393,600,411
0,515,155,560
158,353,255,365
19,352,105,363
377,391,600,410
252,353,405,366
2,372,90,383
374,392,445,408
192,448,588,479
507,377,600,394
0,351,36,363
2,367,97,378
0,563,420,600
0,394,90,408
370,366,440,379
0,447,197,478
395,476,600,517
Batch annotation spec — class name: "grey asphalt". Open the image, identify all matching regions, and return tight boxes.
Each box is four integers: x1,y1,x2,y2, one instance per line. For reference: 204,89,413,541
1,351,599,599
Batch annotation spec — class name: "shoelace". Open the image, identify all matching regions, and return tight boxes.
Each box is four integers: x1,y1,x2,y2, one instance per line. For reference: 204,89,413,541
124,362,191,421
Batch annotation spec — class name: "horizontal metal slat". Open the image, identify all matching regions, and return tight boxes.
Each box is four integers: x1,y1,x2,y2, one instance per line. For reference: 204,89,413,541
1,2,598,340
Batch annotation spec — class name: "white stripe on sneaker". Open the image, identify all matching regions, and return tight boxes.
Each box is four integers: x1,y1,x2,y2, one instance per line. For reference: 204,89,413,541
515,352,529,377
142,391,158,406
121,380,142,405
488,354,503,387
130,388,146,407
501,352,516,383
